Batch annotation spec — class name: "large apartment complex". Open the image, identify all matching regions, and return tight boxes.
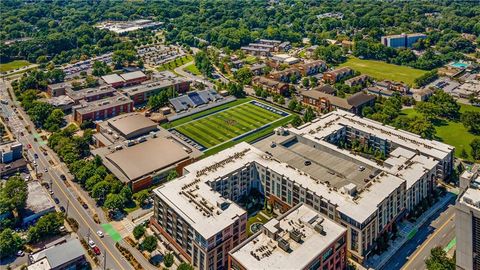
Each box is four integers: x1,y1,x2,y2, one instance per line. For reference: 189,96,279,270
381,33,427,48
152,110,454,268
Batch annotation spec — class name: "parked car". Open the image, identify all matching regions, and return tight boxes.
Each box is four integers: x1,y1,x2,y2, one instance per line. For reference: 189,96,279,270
82,203,88,209
97,230,104,238
60,174,66,181
59,206,66,212
16,250,24,257
88,239,96,248
53,197,60,204
92,246,101,255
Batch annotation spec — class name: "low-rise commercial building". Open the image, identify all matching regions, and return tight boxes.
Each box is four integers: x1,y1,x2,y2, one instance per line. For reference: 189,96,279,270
0,141,23,163
28,239,87,270
21,181,56,225
72,93,134,124
102,71,148,88
229,203,347,270
120,71,191,105
66,85,116,103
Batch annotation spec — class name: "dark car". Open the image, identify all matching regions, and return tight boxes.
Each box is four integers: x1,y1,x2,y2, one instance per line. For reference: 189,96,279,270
34,153,38,159
53,197,60,204
82,203,88,209
60,174,66,181
304,160,312,166
59,206,66,212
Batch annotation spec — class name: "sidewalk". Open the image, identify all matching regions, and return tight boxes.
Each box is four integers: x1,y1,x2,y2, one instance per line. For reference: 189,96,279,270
364,192,455,269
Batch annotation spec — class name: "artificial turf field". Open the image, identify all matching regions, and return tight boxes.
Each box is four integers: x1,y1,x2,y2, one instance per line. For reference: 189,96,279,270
171,100,288,149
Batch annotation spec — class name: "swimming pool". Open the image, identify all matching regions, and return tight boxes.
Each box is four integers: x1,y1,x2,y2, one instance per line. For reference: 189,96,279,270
450,62,468,69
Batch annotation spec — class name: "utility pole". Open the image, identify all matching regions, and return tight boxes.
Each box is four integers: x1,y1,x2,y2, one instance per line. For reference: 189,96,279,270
103,251,107,270
65,200,70,217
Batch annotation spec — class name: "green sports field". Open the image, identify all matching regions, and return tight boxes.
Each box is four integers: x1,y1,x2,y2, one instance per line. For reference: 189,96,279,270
339,57,427,86
172,101,288,149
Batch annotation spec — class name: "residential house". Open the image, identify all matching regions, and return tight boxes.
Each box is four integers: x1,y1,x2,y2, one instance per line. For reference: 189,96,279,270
323,67,353,83
253,77,289,95
301,90,374,115
345,75,369,87
297,60,327,76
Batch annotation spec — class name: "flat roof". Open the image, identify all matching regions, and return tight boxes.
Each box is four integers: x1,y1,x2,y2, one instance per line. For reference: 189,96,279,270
22,181,55,219
101,73,125,85
120,71,146,81
107,113,157,138
66,85,115,101
106,137,189,181
74,94,132,114
230,204,346,270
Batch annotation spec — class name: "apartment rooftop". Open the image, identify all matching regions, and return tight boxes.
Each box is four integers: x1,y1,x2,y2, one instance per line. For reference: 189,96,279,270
66,85,115,101
459,187,480,211
229,204,346,270
120,70,146,81
101,73,125,85
120,76,190,96
292,110,453,161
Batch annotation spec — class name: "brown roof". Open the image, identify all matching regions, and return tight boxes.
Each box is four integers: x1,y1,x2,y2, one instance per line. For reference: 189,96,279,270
346,92,375,107
105,137,189,181
327,67,352,75
301,90,352,110
312,84,336,95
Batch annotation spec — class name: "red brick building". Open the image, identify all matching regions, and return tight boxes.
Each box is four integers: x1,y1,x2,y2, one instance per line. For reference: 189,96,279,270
323,67,353,83
73,94,133,123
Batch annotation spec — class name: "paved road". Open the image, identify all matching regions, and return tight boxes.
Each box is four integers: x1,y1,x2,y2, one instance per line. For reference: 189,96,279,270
382,196,456,270
0,79,133,270
174,61,215,89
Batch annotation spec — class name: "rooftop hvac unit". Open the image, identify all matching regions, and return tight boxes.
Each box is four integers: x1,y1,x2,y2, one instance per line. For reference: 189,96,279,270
289,229,303,243
277,238,290,252
314,224,326,236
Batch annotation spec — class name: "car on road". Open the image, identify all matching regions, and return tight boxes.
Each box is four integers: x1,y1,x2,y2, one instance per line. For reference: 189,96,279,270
16,250,24,257
53,197,60,204
88,239,96,248
34,153,38,159
92,246,101,255
60,174,66,181
59,206,65,212
97,230,104,238
27,144,31,148
49,190,54,195
44,168,48,172
82,203,88,209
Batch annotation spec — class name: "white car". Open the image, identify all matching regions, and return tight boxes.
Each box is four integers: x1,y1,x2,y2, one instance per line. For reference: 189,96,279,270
97,230,104,238
88,239,96,248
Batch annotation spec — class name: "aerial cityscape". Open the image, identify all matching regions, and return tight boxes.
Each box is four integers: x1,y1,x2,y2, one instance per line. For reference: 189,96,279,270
0,1,479,270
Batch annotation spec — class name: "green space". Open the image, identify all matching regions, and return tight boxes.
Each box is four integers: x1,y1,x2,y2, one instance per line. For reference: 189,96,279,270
401,104,480,160
0,60,30,72
156,55,193,72
244,55,258,64
101,223,123,242
183,63,201,75
339,57,427,86
173,101,288,149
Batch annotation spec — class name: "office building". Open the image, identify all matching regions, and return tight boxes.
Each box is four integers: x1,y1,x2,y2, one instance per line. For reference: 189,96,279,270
0,141,23,163
381,33,427,48
28,239,87,270
229,203,347,270
72,93,134,124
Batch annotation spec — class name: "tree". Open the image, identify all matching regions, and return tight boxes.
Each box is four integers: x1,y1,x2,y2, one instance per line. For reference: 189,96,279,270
461,111,480,134
0,229,23,258
177,262,194,270
1,176,28,212
140,236,157,252
104,193,125,211
44,109,65,132
288,99,298,111
167,170,178,181
291,115,303,127
471,138,480,160
27,213,64,243
194,50,212,77
302,77,309,88
303,106,316,123
91,181,111,201
120,185,133,204
133,225,146,240
134,190,150,206
234,67,253,85
425,247,455,270
226,82,246,98
163,252,174,268
460,148,469,159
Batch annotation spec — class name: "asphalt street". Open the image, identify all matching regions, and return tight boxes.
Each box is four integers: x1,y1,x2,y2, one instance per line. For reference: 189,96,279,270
0,79,133,270
381,196,456,270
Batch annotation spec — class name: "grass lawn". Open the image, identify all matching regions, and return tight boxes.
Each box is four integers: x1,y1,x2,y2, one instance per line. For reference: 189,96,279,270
172,100,289,149
156,55,193,72
0,60,30,72
183,63,201,75
246,211,271,236
244,55,258,64
402,103,480,161
339,57,427,86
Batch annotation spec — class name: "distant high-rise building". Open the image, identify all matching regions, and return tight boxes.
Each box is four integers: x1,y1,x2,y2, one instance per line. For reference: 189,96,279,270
381,33,427,48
